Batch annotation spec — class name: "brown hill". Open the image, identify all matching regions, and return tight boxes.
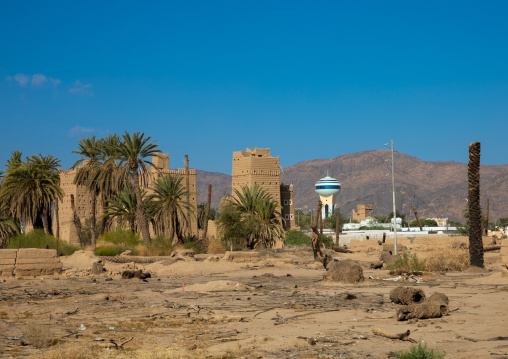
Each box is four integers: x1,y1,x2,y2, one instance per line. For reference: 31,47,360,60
197,150,508,223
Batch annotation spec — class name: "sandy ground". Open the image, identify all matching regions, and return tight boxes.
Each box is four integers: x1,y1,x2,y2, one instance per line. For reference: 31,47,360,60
1,236,507,358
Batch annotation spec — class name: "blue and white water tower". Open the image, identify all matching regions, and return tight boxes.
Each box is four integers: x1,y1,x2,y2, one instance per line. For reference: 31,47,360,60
315,176,341,219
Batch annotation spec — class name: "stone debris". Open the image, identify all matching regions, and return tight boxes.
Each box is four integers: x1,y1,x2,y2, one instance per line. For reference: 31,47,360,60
0,249,63,277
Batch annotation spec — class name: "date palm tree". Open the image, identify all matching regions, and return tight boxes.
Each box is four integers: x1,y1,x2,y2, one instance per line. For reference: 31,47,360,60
255,197,284,248
108,131,161,242
72,135,102,245
147,174,195,244
102,187,140,233
87,134,127,235
221,184,284,248
0,154,63,233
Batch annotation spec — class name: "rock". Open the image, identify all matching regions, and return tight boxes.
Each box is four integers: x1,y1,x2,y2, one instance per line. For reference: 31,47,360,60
170,248,195,258
397,302,449,321
92,262,105,275
389,287,426,305
323,259,364,283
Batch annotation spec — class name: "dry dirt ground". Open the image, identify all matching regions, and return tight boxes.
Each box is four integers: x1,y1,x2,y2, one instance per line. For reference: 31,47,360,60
1,236,507,359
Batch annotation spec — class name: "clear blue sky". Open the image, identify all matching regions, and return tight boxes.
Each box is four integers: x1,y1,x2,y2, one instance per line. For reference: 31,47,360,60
1,1,507,174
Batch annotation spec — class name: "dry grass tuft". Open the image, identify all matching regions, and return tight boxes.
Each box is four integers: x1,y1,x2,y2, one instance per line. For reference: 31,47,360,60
24,323,53,348
207,237,225,254
425,242,470,272
33,343,96,359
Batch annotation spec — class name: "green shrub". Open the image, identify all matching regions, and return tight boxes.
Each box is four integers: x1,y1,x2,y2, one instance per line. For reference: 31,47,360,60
95,246,122,256
7,229,80,255
182,241,201,253
285,230,311,246
321,234,334,248
359,225,389,230
396,341,445,359
100,228,141,247
387,252,427,271
139,235,174,256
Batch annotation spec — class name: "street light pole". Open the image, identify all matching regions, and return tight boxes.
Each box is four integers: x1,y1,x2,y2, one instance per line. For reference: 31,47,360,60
390,139,398,255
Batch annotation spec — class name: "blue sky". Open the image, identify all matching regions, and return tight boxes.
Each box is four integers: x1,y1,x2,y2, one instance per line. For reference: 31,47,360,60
1,1,507,174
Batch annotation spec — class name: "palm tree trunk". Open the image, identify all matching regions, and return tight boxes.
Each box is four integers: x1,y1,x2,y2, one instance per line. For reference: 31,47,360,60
91,192,96,247
202,184,212,243
41,208,50,234
319,211,323,235
184,155,191,237
98,202,108,237
132,169,151,243
70,194,83,245
335,210,340,246
413,206,423,231
54,199,60,238
468,141,484,268
311,201,325,259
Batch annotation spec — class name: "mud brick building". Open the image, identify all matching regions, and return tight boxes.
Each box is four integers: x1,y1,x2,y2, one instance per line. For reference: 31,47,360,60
232,148,296,230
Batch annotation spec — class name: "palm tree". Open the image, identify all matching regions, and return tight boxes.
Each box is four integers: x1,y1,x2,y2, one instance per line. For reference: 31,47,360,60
108,131,161,242
221,184,284,248
0,154,63,233
255,197,284,248
147,174,195,244
72,135,102,245
229,184,270,214
89,134,127,236
102,187,140,233
468,141,484,268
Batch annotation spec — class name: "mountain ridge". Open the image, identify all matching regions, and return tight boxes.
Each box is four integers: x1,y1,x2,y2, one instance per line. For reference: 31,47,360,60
196,150,508,222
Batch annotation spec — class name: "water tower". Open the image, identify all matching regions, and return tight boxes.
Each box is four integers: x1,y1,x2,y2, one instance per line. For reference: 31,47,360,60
315,176,341,219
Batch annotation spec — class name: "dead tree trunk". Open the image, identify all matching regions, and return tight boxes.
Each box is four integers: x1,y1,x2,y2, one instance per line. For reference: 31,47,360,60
54,199,60,239
311,201,331,270
485,198,489,235
319,211,323,235
202,184,212,245
468,141,484,268
413,206,423,231
335,210,340,246
184,155,191,237
311,201,324,259
70,194,83,246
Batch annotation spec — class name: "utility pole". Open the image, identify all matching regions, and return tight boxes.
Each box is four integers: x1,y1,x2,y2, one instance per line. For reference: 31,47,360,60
485,198,490,235
388,139,398,255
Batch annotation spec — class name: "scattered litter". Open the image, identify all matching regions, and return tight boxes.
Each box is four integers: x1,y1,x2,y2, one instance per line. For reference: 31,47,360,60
79,324,87,331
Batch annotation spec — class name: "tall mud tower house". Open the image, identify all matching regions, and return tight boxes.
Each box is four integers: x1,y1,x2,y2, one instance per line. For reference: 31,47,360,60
55,153,197,245
232,148,296,230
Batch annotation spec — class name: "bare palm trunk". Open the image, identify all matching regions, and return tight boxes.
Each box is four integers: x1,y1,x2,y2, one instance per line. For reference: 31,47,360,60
132,169,151,243
202,184,212,247
41,208,50,234
98,202,108,237
91,192,96,247
184,155,191,237
413,206,423,231
319,210,323,235
311,201,325,259
468,141,484,268
335,209,340,246
70,194,83,245
54,199,60,238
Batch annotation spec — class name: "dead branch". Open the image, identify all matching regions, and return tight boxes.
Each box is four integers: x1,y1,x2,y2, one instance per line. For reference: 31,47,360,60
372,328,411,341
274,309,340,325
65,307,79,316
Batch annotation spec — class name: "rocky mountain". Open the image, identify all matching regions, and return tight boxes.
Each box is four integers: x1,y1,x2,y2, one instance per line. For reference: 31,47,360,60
197,150,508,223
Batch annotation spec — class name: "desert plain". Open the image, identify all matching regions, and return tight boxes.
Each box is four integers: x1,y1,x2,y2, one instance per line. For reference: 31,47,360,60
1,235,507,359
